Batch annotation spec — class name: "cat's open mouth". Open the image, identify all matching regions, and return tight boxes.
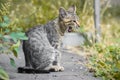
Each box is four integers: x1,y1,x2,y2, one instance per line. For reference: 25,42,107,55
68,26,73,32
68,26,80,32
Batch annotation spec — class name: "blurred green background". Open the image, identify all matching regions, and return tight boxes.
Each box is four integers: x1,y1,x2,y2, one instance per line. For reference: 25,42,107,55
0,0,120,44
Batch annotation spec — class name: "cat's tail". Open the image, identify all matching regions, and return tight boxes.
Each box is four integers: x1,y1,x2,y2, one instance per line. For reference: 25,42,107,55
18,67,50,74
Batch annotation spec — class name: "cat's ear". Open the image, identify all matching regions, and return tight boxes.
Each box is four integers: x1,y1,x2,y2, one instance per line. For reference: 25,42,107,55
68,5,76,13
59,7,67,19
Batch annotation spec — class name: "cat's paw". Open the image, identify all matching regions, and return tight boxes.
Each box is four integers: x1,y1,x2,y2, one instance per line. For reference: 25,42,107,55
59,66,64,71
49,66,64,72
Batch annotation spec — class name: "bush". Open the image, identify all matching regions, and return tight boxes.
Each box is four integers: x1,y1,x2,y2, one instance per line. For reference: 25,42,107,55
0,0,95,31
88,44,120,80
0,1,28,79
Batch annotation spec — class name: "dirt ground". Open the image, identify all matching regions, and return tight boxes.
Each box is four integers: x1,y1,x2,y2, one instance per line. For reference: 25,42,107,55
0,46,101,80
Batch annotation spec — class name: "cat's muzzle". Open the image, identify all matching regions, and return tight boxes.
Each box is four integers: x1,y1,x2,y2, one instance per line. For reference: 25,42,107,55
67,25,80,32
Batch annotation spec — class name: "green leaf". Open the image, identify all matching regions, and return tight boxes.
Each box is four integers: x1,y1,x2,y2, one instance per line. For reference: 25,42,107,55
10,40,20,49
3,16,10,24
4,29,10,33
10,40,20,57
12,47,19,58
0,67,9,80
19,36,28,40
9,32,28,42
0,23,8,27
10,58,16,68
9,32,18,42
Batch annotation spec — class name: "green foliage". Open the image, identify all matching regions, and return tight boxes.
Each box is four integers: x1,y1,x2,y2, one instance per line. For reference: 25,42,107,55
84,2,120,80
0,15,28,79
0,15,28,55
88,44,120,80
0,1,28,79
82,1,120,79
0,0,95,31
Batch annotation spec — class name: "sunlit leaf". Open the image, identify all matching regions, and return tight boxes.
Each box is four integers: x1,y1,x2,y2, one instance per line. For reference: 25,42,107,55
10,40,20,57
0,67,9,80
9,32,28,42
12,47,19,58
10,40,20,49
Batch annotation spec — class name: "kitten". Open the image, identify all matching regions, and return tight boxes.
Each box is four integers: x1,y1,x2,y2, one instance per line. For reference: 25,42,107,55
18,5,80,73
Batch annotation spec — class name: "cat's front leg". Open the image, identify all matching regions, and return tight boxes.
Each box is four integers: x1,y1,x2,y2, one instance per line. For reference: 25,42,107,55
50,40,64,71
52,50,64,71
45,50,64,72
51,40,61,65
51,41,60,49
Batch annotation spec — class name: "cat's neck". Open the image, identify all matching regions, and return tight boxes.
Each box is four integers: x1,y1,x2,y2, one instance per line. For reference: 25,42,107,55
53,18,66,36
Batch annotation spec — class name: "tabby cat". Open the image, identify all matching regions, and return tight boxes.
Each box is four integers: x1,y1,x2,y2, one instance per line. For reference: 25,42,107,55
18,5,80,73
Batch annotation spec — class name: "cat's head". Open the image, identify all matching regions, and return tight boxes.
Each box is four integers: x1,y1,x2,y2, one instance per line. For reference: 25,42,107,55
59,5,80,33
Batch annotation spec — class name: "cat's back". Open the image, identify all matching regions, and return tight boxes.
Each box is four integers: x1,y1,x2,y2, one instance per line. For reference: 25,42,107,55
23,24,49,47
26,25,45,37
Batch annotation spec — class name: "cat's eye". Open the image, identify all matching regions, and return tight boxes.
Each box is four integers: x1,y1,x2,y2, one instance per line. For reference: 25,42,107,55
73,20,76,22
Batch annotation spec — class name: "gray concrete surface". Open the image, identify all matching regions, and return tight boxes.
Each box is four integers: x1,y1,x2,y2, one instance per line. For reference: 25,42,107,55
0,46,101,80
